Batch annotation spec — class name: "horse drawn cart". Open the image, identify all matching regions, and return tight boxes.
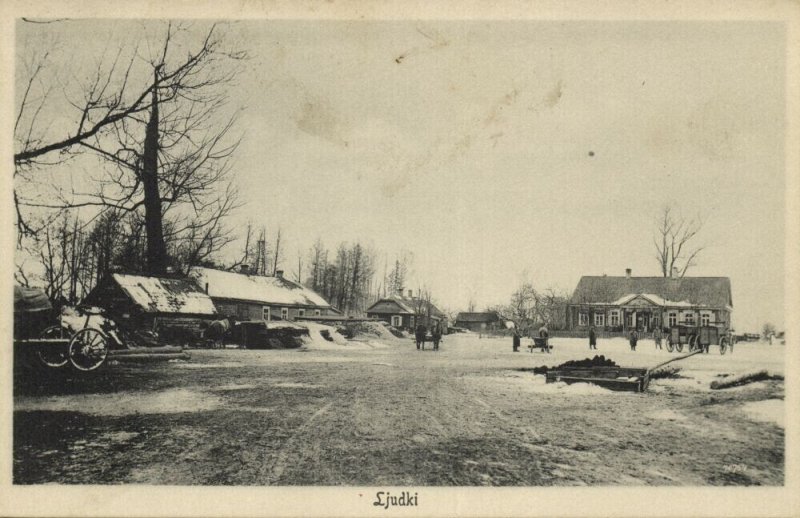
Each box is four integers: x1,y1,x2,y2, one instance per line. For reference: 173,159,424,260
14,286,111,372
666,324,733,355
528,336,552,353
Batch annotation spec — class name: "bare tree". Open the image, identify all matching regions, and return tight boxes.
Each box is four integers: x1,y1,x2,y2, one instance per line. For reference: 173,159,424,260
307,238,327,291
386,250,413,296
531,287,569,330
411,286,434,328
653,205,706,278
15,21,245,274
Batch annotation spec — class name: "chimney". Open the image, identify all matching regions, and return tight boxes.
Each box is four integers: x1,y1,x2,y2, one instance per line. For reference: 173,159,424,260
276,270,284,279
239,264,249,274
625,268,632,278
204,282,209,294
408,289,413,298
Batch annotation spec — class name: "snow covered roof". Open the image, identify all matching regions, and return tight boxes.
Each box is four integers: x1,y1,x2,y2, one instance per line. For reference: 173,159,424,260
111,274,217,315
570,276,732,309
366,296,444,318
189,267,332,309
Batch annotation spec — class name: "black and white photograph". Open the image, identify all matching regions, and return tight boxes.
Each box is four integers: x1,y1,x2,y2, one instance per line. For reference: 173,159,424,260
2,1,799,517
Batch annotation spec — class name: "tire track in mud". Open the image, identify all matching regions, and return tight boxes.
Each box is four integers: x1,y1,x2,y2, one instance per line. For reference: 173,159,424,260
260,401,333,484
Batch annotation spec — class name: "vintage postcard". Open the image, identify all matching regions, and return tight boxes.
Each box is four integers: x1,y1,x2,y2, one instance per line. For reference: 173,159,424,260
1,0,798,516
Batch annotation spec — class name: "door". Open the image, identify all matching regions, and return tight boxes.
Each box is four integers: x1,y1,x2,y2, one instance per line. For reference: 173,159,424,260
638,313,649,332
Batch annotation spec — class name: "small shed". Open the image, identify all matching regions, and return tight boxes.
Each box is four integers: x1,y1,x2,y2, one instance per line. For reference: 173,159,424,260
82,273,218,338
453,311,503,332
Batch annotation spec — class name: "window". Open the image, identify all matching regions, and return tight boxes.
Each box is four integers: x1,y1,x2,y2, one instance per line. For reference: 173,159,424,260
626,313,634,327
684,313,695,325
281,307,289,320
314,309,321,316
298,309,306,317
609,311,620,326
701,313,710,326
594,313,605,326
653,316,660,329
262,307,270,321
668,312,677,327
391,315,402,327
578,313,588,326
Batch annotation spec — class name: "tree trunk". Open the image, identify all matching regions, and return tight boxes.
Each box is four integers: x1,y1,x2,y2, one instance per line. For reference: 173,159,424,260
142,67,168,275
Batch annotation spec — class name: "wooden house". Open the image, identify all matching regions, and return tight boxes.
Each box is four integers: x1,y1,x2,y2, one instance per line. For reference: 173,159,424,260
566,269,732,333
82,273,218,337
189,266,333,322
453,311,503,332
366,290,445,331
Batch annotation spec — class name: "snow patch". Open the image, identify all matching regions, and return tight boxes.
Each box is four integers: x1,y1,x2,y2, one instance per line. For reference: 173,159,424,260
15,388,222,416
215,383,258,391
509,373,615,395
273,382,322,389
301,322,350,349
173,361,244,369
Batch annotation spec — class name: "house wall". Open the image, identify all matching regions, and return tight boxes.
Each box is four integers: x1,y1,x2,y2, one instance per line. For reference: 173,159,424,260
367,312,441,330
367,312,409,329
455,321,500,332
213,298,327,321
568,304,731,332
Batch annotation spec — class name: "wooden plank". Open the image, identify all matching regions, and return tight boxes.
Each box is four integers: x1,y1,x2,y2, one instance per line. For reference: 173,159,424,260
549,375,643,392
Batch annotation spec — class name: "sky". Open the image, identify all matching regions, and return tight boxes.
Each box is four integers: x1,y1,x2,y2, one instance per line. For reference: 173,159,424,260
14,19,787,331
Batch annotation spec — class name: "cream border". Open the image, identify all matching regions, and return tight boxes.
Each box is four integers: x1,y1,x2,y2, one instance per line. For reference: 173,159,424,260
1,1,798,517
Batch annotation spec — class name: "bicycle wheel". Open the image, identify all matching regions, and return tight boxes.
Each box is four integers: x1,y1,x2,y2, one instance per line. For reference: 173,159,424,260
36,325,69,368
68,328,109,371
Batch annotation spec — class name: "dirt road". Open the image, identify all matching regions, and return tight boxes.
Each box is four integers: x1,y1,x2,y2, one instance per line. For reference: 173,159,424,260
13,334,784,485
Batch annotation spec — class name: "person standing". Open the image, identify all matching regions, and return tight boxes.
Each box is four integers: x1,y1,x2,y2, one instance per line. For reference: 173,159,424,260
589,325,597,350
512,328,521,352
654,327,663,350
629,329,638,351
432,322,443,351
415,323,427,350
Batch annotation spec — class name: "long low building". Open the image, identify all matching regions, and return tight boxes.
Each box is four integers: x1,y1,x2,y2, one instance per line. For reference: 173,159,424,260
566,269,732,333
189,267,334,321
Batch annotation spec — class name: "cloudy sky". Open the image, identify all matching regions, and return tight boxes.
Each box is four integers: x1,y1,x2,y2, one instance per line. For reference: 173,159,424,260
16,19,787,331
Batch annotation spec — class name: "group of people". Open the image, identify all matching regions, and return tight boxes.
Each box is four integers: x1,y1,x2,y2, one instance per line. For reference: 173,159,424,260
415,322,443,351
587,325,664,351
512,324,549,352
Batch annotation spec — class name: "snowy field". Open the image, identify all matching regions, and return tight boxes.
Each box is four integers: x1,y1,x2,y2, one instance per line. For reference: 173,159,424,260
14,330,785,485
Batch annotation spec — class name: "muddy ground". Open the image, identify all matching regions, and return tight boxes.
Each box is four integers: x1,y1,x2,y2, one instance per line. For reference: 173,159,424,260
13,334,784,485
